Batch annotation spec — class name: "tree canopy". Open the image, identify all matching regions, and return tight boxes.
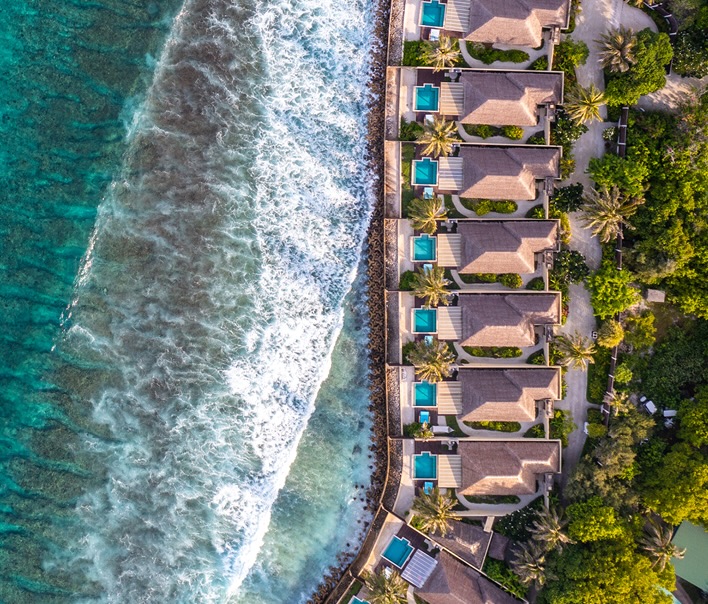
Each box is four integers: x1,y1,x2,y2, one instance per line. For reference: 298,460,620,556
603,29,674,106
587,262,640,320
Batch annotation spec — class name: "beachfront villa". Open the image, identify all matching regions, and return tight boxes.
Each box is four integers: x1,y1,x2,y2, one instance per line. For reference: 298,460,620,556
437,220,559,275
410,0,570,47
438,70,563,126
431,292,560,346
415,551,518,604
435,145,561,201
448,367,561,422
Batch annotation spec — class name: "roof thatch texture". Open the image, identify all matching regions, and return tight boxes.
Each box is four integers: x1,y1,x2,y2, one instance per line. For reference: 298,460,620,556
431,521,492,570
458,367,561,422
458,146,560,200
458,293,560,347
458,440,561,495
465,0,571,47
416,551,518,604
457,220,557,274
458,71,563,126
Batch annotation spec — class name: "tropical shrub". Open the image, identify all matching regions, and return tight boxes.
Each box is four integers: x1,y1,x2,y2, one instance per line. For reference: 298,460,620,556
553,37,589,86
551,183,584,213
596,319,625,348
502,125,524,140
526,277,545,291
463,346,523,358
499,273,523,289
614,362,633,385
467,43,530,64
399,270,417,291
673,30,708,78
623,311,656,350
493,200,518,214
399,118,424,141
466,420,522,432
587,262,640,319
603,29,673,106
530,56,549,70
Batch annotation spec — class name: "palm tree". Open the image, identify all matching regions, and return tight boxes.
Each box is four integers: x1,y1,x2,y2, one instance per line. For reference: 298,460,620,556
411,265,452,307
565,84,605,124
416,115,460,158
414,421,435,440
581,185,644,243
603,389,631,416
511,542,550,588
639,519,686,572
407,196,447,235
412,487,461,535
421,35,461,72
407,337,455,383
597,26,637,73
364,569,408,604
528,507,574,552
554,332,596,370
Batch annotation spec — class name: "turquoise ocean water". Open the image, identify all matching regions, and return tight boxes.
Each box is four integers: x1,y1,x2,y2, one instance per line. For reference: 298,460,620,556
0,0,376,601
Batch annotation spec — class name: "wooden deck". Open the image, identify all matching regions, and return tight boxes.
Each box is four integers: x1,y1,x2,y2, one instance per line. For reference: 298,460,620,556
437,307,463,340
440,82,464,116
437,233,462,267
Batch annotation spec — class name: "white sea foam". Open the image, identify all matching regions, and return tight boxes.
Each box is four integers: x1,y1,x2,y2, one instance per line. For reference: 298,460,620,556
55,0,377,600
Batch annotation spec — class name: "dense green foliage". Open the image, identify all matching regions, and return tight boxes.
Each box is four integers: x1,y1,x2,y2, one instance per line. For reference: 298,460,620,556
400,118,424,141
551,183,584,213
466,42,529,64
483,559,527,599
596,319,624,348
587,261,639,319
621,99,708,317
552,37,589,85
567,497,626,542
588,154,648,198
551,109,588,179
603,29,673,106
465,420,522,432
641,320,708,407
623,310,656,350
463,346,523,358
672,0,708,77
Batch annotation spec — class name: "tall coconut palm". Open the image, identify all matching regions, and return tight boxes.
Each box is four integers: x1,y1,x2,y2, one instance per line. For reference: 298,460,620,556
414,421,435,440
407,337,455,383
511,542,550,588
565,84,605,125
416,115,460,158
411,265,452,307
407,196,447,235
603,389,631,416
554,332,596,370
412,487,461,535
421,35,461,72
597,26,637,73
528,507,574,552
364,569,408,604
581,185,644,243
639,519,686,572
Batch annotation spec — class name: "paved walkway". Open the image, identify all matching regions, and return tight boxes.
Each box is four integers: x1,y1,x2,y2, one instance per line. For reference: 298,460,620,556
637,72,708,112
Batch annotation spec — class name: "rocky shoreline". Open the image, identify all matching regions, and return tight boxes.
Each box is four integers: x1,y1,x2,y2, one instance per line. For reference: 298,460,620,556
305,0,392,600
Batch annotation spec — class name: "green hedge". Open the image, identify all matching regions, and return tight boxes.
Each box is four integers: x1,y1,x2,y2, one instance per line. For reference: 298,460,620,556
587,347,611,404
399,270,416,291
523,423,545,438
526,276,545,291
526,349,546,365
400,118,424,141
402,40,427,66
465,494,521,504
463,346,523,358
460,198,518,215
403,422,422,438
483,559,528,599
467,43,530,65
465,420,522,432
459,272,521,287
526,204,545,219
499,273,523,289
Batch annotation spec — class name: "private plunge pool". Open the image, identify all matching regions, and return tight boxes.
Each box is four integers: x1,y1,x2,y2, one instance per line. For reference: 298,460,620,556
412,157,438,186
382,536,414,568
412,234,436,261
414,381,437,407
420,0,446,27
414,84,440,112
413,308,437,333
414,452,438,479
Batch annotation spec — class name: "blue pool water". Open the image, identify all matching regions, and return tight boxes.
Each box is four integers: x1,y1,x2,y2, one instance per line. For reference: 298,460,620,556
414,309,438,333
352,597,371,604
413,157,439,185
414,452,438,479
415,84,440,112
413,234,437,261
382,536,414,568
415,381,437,406
421,0,447,27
